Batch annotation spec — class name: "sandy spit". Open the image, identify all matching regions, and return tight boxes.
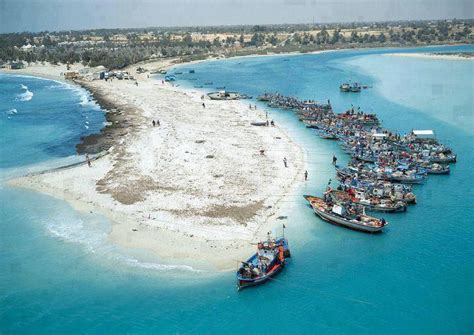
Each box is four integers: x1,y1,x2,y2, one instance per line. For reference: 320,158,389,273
5,60,306,271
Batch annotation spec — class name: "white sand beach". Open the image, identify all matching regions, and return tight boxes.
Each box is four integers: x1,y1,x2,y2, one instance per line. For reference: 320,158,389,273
386,52,474,61
5,61,306,271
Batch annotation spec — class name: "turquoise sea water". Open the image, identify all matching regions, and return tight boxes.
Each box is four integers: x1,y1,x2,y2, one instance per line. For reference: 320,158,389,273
1,45,473,334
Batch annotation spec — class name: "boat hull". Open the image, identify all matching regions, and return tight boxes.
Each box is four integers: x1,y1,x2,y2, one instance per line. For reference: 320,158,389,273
237,263,284,291
312,207,384,233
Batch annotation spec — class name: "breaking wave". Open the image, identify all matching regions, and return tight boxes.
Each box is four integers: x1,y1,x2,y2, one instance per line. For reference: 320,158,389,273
16,84,34,101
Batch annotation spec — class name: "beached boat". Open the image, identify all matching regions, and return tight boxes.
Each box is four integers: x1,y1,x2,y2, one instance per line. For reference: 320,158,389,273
250,121,267,126
236,237,290,290
207,91,241,100
164,75,176,81
304,195,387,232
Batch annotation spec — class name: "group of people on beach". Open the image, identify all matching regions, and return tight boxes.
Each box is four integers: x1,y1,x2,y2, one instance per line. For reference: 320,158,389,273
152,119,160,127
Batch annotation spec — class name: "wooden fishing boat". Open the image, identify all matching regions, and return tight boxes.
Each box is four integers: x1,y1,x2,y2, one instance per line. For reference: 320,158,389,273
428,154,457,164
340,83,351,92
425,163,450,174
304,195,387,232
250,121,267,126
329,190,407,213
384,172,424,184
236,237,290,290
257,94,271,101
207,91,240,100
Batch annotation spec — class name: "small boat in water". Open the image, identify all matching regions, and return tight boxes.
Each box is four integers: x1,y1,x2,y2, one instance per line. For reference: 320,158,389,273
236,236,290,290
340,83,351,92
304,195,387,232
189,69,195,74
340,82,361,93
208,91,241,100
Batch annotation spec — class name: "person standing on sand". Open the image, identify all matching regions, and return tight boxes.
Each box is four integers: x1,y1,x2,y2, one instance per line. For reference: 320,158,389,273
157,120,160,126
152,120,156,127
283,157,287,168
86,154,91,167
305,170,308,181
202,103,206,108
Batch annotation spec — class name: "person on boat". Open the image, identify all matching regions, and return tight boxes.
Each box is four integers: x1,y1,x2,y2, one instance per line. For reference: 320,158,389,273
278,245,285,264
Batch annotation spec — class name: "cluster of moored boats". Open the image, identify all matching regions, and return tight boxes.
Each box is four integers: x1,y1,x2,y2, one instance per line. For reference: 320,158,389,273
256,93,457,234
237,91,456,290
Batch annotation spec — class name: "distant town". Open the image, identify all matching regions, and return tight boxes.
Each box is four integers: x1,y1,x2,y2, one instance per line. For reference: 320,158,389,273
1,19,473,70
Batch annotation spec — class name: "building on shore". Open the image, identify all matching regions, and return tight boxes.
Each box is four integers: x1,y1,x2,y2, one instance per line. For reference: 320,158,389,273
6,61,25,70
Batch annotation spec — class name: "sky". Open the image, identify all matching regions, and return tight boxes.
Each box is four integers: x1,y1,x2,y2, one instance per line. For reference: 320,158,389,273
0,0,473,33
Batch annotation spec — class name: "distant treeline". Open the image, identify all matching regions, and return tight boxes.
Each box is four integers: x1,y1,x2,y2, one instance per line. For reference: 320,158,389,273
1,19,472,69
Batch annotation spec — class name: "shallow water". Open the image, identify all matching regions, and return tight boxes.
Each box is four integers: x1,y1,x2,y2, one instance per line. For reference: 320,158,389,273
1,45,473,334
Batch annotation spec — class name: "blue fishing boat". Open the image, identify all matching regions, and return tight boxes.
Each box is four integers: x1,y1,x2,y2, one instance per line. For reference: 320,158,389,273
236,236,290,290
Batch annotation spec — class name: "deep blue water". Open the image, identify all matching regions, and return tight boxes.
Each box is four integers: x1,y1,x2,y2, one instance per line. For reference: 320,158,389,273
1,45,473,334
0,75,104,170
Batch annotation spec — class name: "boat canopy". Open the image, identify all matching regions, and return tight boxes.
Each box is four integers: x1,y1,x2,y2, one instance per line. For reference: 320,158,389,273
413,130,435,138
332,205,343,215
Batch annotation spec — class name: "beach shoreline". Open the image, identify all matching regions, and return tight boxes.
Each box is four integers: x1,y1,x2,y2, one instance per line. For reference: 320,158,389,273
4,59,306,271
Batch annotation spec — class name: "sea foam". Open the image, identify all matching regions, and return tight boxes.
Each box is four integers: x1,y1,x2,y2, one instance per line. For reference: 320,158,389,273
16,84,34,101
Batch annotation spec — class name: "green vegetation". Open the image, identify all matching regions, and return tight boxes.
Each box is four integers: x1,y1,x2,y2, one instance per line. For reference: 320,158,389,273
1,20,472,69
